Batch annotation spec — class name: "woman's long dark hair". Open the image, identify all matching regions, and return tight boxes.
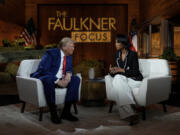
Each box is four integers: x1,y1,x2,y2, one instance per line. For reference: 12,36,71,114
116,34,131,49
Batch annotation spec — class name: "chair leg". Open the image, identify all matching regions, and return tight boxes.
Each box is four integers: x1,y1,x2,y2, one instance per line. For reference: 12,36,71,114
142,107,146,120
73,103,78,114
39,108,43,121
21,102,26,113
162,102,167,113
109,101,114,113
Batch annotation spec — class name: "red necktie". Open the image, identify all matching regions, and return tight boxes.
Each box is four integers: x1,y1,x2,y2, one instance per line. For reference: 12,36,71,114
62,56,66,77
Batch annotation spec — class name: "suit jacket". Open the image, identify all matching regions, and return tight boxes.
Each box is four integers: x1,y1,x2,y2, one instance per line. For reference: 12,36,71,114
31,48,73,82
112,49,143,81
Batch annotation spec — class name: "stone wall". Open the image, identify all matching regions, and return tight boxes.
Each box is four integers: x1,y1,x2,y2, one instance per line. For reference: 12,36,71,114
0,49,46,63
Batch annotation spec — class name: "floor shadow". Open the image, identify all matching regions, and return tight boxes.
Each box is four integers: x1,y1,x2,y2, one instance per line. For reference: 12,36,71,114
0,95,20,106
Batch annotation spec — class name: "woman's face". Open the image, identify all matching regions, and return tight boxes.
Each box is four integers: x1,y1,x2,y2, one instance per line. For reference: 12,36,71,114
115,40,124,51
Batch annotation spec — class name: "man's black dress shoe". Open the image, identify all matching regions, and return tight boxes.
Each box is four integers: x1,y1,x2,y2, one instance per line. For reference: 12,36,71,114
51,115,61,124
127,114,139,126
61,112,79,122
49,104,61,124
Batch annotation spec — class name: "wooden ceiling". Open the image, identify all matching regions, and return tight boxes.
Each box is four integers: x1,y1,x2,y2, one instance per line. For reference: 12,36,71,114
139,0,180,25
0,0,180,26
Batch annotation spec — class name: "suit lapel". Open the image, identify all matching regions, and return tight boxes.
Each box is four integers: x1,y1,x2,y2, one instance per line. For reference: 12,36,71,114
54,48,61,75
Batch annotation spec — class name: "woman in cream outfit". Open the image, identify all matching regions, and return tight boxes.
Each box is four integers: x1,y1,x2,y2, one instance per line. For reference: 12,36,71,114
105,34,143,124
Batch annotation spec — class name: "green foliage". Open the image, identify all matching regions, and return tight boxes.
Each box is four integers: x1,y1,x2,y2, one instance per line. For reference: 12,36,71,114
5,63,19,78
2,39,11,47
0,72,13,83
24,45,35,50
2,38,25,48
14,38,25,46
159,48,177,61
0,46,24,51
74,60,105,78
44,44,57,49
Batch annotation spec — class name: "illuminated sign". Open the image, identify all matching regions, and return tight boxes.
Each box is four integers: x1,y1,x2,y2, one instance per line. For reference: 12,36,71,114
71,31,111,42
48,11,116,43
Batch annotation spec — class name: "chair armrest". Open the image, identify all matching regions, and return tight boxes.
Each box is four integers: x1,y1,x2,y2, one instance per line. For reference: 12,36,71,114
16,76,45,106
135,76,172,106
76,73,82,101
105,75,114,101
16,74,83,105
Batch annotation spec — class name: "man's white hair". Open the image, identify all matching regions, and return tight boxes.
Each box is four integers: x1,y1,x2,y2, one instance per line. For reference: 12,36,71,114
58,37,75,49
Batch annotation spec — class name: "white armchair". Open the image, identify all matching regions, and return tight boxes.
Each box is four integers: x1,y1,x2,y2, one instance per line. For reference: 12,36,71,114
16,59,82,121
105,59,172,120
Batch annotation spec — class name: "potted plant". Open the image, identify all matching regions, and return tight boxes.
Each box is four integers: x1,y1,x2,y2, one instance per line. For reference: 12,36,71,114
16,38,25,46
2,39,11,47
159,48,178,82
159,48,177,61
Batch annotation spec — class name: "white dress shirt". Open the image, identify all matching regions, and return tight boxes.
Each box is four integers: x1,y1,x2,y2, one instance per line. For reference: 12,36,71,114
55,50,65,84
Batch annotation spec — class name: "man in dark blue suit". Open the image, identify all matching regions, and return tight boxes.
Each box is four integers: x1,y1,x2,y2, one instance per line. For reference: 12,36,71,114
31,37,80,124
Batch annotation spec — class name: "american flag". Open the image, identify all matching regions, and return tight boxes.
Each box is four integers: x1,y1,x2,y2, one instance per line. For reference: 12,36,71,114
20,18,37,46
129,32,137,52
129,18,138,52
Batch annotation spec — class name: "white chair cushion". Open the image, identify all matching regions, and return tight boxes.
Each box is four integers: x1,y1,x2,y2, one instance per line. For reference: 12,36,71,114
139,59,150,78
148,59,170,76
17,59,41,77
55,88,67,104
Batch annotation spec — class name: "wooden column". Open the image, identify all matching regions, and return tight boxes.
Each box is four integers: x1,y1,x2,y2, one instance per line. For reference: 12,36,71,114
148,24,152,57
160,19,169,51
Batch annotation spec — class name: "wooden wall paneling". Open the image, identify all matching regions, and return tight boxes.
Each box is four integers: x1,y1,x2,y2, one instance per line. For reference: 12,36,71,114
0,0,25,45
140,0,180,23
25,0,139,73
37,4,128,70
25,0,139,31
174,27,180,56
0,0,25,25
0,20,23,45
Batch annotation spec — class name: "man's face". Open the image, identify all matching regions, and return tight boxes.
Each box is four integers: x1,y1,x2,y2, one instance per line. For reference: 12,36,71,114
63,42,75,56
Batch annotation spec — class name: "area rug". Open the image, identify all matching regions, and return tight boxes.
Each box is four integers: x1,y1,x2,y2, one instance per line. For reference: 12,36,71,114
0,104,180,135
